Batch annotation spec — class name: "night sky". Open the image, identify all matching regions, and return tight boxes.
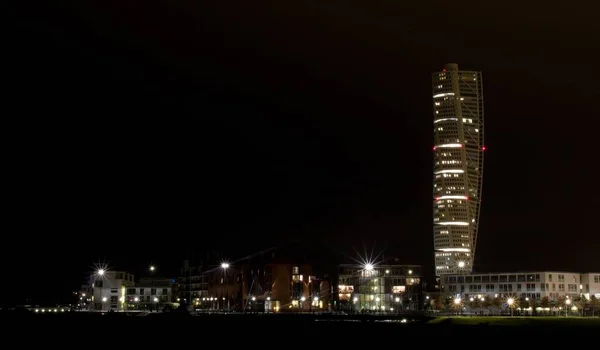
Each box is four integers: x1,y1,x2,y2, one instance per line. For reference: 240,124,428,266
6,1,600,304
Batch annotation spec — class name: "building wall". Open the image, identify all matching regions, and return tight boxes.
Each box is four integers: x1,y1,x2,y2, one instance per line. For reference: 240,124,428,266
581,273,600,299
125,279,173,310
440,271,600,301
91,271,135,311
337,264,422,312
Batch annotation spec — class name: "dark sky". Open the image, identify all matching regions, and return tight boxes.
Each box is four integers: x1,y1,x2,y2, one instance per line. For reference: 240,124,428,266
6,1,600,304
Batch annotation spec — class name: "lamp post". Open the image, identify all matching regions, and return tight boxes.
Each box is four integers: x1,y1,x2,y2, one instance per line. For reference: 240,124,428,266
221,262,230,311
507,298,515,317
454,297,462,316
565,298,571,317
149,265,156,312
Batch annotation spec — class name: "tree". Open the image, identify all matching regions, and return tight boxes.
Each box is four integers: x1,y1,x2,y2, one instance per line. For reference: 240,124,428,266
471,298,482,312
574,296,588,316
589,295,599,317
433,297,444,312
530,297,538,316
540,296,550,315
540,296,550,308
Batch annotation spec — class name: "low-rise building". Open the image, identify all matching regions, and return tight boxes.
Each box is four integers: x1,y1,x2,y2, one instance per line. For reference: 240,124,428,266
90,270,135,311
440,271,600,301
178,260,209,304
125,277,174,311
337,260,423,312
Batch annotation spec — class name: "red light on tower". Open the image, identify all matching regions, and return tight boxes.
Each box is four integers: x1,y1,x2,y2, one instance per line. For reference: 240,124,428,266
482,146,486,151
442,68,446,72
433,146,437,151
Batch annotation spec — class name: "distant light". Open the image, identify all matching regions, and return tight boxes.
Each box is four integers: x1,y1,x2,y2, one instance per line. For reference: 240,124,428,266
442,68,446,72
97,269,105,276
364,263,374,271
433,146,437,151
458,261,466,268
149,266,155,271
482,146,486,151
221,262,230,269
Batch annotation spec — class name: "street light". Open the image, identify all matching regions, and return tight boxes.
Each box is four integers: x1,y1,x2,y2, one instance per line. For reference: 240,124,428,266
364,263,374,271
149,265,155,272
97,269,105,276
221,262,230,269
565,298,572,317
507,298,515,316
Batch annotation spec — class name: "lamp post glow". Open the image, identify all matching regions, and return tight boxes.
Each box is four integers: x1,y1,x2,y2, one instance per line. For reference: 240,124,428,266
364,263,374,271
97,269,105,276
149,265,155,272
565,299,571,317
453,297,462,316
507,298,515,316
221,262,230,269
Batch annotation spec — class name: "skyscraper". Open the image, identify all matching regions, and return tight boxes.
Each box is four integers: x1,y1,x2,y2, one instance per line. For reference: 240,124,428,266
432,63,484,275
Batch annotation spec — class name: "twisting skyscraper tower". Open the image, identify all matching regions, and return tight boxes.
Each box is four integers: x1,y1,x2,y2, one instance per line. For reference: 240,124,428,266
432,63,484,275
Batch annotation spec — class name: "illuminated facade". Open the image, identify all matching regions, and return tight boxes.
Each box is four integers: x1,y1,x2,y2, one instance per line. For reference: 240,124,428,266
432,63,484,275
440,271,600,301
337,262,422,312
89,270,135,311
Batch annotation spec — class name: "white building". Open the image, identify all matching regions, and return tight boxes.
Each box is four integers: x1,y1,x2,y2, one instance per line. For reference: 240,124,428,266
440,271,600,301
432,63,485,275
90,270,135,311
125,277,174,311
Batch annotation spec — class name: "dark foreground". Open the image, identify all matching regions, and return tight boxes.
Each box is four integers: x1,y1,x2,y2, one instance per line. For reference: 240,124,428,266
5,311,599,344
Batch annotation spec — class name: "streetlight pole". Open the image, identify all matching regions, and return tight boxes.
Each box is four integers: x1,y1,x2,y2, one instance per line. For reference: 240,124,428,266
221,262,230,312
149,265,155,312
507,298,514,317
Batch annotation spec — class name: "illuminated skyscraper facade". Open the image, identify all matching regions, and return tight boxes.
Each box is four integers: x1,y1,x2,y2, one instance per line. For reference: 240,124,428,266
432,63,484,275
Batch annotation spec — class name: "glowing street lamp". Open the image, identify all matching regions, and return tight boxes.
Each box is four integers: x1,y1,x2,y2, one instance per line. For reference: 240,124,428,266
97,269,105,276
458,261,466,268
565,298,572,317
149,265,155,272
364,263,374,271
221,262,230,269
507,298,515,316
453,297,462,315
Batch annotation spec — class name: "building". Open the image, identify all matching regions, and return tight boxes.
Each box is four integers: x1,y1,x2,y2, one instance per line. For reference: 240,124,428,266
440,271,600,301
124,277,174,311
432,63,485,275
178,260,209,304
337,261,422,312
263,263,329,312
89,270,135,311
189,245,330,313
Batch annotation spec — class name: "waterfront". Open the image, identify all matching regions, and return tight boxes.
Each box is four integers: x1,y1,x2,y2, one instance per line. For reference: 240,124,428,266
6,311,599,343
